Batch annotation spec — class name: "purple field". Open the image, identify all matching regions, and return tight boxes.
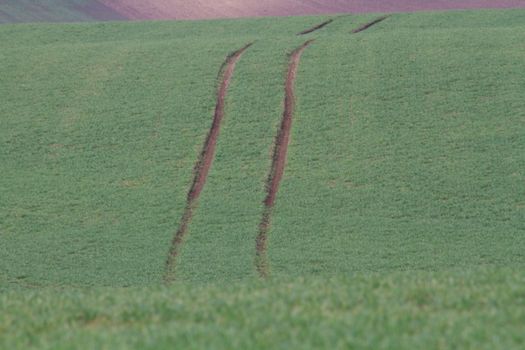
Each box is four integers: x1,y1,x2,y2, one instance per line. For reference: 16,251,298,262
2,0,525,23
101,0,525,20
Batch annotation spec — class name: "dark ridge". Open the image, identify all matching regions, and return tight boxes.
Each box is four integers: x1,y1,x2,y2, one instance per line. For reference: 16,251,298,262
0,1,125,23
74,1,127,21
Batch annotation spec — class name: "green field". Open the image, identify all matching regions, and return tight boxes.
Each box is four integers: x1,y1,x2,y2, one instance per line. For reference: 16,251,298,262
2,267,525,349
1,9,525,348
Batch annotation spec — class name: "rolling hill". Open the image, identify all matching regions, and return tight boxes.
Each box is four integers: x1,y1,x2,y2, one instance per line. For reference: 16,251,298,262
1,7,525,349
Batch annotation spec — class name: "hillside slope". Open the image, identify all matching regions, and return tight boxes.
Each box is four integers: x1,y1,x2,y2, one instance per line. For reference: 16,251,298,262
0,14,337,287
1,10,524,288
177,10,525,282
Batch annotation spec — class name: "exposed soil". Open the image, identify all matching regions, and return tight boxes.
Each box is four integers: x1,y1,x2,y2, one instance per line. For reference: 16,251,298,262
298,19,334,35
256,40,314,278
352,15,390,33
164,43,252,283
100,0,525,20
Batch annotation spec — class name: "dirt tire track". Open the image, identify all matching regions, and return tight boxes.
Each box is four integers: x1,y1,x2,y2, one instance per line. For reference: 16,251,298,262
164,43,253,283
255,40,314,278
351,15,390,33
297,18,334,35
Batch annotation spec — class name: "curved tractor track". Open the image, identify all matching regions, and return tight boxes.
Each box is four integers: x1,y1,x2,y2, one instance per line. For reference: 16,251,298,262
255,40,315,278
164,43,252,283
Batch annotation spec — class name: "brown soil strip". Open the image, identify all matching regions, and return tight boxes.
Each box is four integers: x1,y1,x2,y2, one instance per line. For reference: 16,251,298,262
255,40,314,278
164,43,252,283
351,15,390,33
297,18,334,35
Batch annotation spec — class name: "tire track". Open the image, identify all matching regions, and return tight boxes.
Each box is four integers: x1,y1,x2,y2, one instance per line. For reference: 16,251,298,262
351,15,390,33
164,43,252,283
297,18,334,35
255,40,314,278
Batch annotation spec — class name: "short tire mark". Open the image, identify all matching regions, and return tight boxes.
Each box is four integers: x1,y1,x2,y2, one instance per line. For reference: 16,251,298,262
351,15,390,33
297,18,334,35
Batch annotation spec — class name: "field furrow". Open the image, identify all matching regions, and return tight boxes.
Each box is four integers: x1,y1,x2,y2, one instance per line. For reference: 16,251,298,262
256,40,315,278
164,43,252,283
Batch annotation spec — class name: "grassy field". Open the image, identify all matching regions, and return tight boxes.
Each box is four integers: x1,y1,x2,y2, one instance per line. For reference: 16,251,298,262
0,13,365,288
1,8,525,348
1,267,525,349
